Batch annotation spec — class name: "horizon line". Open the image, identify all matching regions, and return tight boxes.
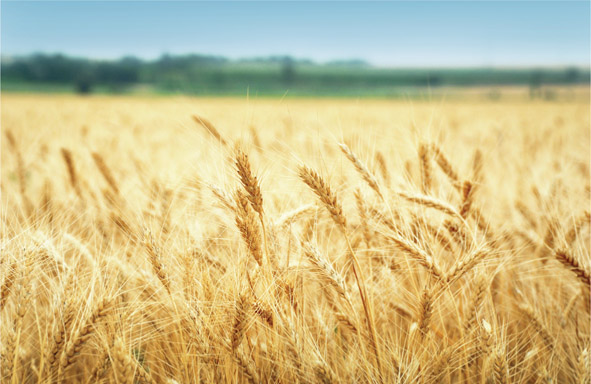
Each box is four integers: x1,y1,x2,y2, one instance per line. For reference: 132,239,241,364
1,51,589,70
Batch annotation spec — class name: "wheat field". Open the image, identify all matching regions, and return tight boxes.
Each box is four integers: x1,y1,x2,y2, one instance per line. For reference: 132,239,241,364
1,94,590,383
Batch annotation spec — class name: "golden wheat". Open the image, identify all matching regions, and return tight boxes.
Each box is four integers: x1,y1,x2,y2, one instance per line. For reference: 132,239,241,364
0,95,589,383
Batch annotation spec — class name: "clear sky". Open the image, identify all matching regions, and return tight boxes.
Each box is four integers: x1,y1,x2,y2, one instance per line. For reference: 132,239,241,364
1,1,589,67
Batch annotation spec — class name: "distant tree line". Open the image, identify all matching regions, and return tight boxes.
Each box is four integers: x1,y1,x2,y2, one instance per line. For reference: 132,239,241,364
1,53,589,95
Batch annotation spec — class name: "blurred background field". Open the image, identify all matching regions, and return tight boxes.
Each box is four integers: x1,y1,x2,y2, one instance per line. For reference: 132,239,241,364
2,54,590,100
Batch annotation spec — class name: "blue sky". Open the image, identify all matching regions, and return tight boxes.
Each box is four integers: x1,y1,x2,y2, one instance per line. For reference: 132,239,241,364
1,1,589,67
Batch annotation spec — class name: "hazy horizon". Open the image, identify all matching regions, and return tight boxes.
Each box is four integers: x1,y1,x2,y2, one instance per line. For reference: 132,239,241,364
2,1,590,68
2,51,590,70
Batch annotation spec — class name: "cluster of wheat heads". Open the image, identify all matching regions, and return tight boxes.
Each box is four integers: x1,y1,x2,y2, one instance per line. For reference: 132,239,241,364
1,100,590,383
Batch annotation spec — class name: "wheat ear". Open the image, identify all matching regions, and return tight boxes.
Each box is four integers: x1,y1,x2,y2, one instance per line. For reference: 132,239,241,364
554,249,590,288
235,191,264,266
192,114,227,145
459,180,474,218
230,293,250,351
59,299,113,376
417,286,434,338
91,152,119,194
431,143,460,185
0,262,17,311
418,143,431,193
302,242,352,306
493,349,508,384
397,191,465,223
338,142,383,200
143,231,172,294
298,166,346,228
446,249,489,284
235,149,269,264
387,233,444,280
